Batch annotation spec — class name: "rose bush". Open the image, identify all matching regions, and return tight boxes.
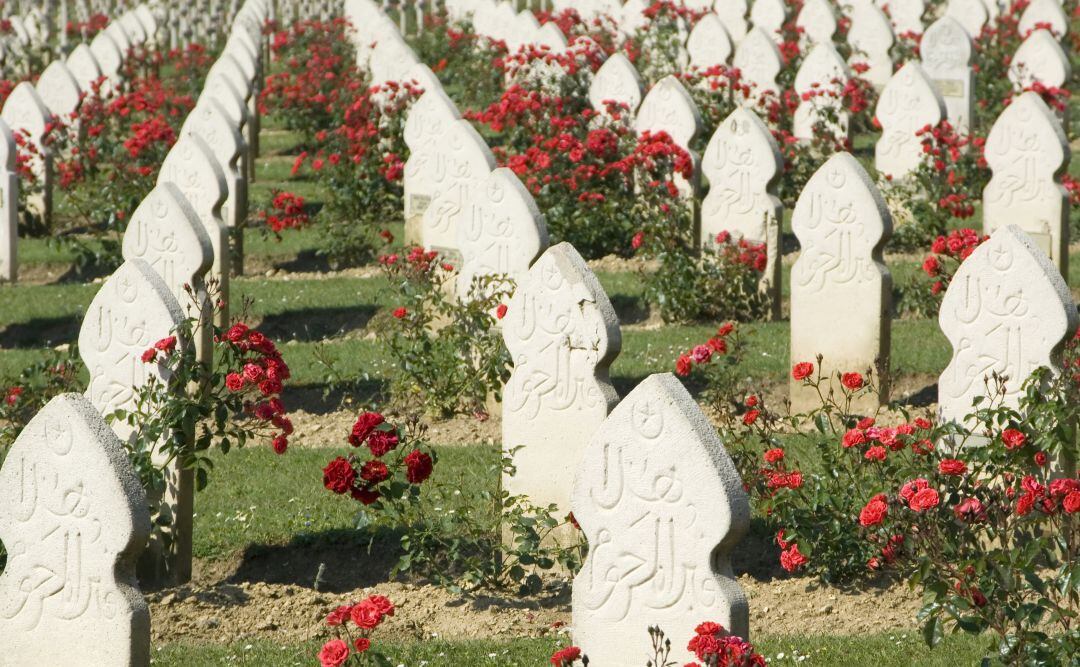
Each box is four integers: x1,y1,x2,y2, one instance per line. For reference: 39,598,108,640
317,594,395,666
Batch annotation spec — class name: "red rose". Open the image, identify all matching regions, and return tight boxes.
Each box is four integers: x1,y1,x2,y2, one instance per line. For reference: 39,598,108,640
318,639,349,667
351,486,381,505
914,417,932,430
953,497,986,523
141,348,157,363
779,543,809,572
360,460,389,484
353,638,371,653
154,336,177,352
496,304,508,319
350,600,384,629
899,478,929,505
857,417,875,429
791,362,814,381
1001,428,1026,450
226,323,249,343
404,450,433,484
1064,492,1080,514
859,495,888,527
349,412,385,447
744,395,758,407
717,322,734,336
675,354,692,377
392,307,407,319
742,409,760,425
909,487,940,512
325,605,351,626
763,448,784,464
842,428,866,448
322,457,356,495
366,594,395,617
272,435,288,455
630,231,644,250
938,458,966,476
242,363,264,382
550,646,582,666
1034,451,1048,466
225,373,244,391
368,430,399,457
863,446,886,462
841,372,864,390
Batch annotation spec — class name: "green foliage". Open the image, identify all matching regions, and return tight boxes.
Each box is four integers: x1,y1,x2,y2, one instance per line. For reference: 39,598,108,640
0,347,83,463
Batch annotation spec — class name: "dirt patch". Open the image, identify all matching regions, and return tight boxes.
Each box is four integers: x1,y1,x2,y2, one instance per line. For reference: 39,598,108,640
586,254,653,273
288,408,501,448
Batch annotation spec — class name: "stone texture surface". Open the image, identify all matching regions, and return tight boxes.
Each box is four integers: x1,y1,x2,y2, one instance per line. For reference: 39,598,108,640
404,86,462,245
875,62,945,180
0,394,151,667
589,53,644,119
884,0,925,35
456,167,549,299
733,27,784,98
0,119,15,283
921,16,974,134
66,43,104,94
35,60,82,121
983,92,1070,278
182,97,247,234
687,13,733,69
945,0,986,39
750,0,787,42
572,373,750,665
503,242,621,523
716,0,749,42
793,42,850,142
790,153,892,413
938,225,1078,428
797,0,837,48
1018,0,1068,38
847,2,894,88
1009,29,1071,89
1,81,54,223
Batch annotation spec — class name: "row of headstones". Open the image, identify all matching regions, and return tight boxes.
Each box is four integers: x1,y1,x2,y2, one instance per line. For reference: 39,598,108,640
0,3,269,663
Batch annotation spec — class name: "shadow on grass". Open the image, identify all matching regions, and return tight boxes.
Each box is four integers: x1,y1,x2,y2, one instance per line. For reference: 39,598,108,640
0,315,81,348
257,304,378,342
892,380,938,409
282,379,388,415
609,293,650,325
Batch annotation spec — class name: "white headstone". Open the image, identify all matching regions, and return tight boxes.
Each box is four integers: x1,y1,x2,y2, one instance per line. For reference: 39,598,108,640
921,16,975,135
183,97,247,237
688,14,734,70
66,44,104,95
1,82,54,223
421,120,497,264
944,0,986,39
793,43,851,142
510,10,541,52
535,22,570,52
790,153,892,412
35,61,83,122
733,26,784,98
620,0,649,36
0,119,15,283
119,11,147,44
572,373,750,664
938,225,1078,427
89,31,124,92
502,242,621,519
157,135,231,327
635,76,703,198
370,32,421,86
797,0,837,48
750,0,787,42
716,0,750,42
1009,29,1071,90
457,167,548,298
882,0,925,35
847,2,894,88
588,52,645,119
0,394,151,667
135,4,159,42
404,87,462,244
983,92,1070,277
1018,0,1068,38
875,62,945,179
701,106,783,315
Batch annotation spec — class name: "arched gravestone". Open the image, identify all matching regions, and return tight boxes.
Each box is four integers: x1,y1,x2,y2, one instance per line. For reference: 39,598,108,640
1009,30,1071,90
793,42,851,142
875,62,945,180
733,26,784,99
715,0,749,43
183,96,247,270
0,394,151,667
847,1,894,89
938,225,1078,429
620,0,649,36
797,0,837,49
790,153,892,413
79,258,193,587
67,44,104,95
122,182,214,363
511,10,541,52
404,86,462,246
751,0,787,42
35,61,83,122
105,21,133,54
588,52,644,119
921,16,974,135
135,4,159,43
978,0,1000,22
421,120,496,264
884,0,925,35
1,82,54,225
370,32,420,86
535,21,570,52
456,167,549,299
119,11,148,45
687,14,733,70
157,135,231,328
1019,0,1069,38
572,373,750,665
701,106,783,318
983,92,1070,278
503,242,621,523
89,31,124,93
635,76,703,199
944,0,986,40
0,119,15,283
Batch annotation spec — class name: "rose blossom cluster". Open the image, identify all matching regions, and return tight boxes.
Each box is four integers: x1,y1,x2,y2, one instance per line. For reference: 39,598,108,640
920,228,988,295
220,323,293,454
714,231,768,273
675,322,735,377
323,411,434,505
686,621,766,667
261,190,310,234
317,594,395,667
